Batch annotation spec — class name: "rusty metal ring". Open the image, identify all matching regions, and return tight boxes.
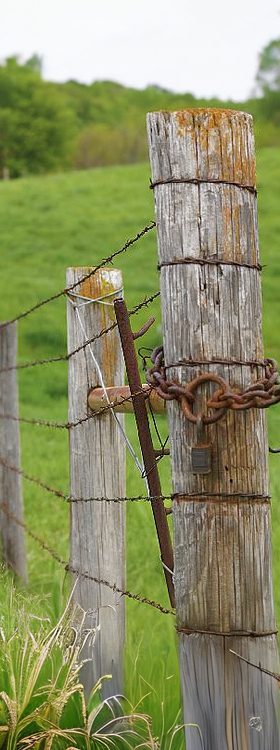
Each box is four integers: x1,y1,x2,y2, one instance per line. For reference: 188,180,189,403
180,373,228,424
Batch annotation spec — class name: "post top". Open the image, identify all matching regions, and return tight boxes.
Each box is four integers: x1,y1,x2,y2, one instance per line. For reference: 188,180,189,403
66,266,123,302
147,107,251,120
147,108,256,187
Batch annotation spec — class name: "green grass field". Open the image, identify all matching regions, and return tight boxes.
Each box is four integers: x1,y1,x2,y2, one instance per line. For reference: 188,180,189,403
0,150,280,742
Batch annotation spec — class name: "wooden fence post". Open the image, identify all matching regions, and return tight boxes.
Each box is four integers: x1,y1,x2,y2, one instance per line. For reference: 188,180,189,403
0,322,27,581
67,267,125,699
147,109,279,748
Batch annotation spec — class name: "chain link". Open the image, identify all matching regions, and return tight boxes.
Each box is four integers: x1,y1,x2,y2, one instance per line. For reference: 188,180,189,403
147,347,280,425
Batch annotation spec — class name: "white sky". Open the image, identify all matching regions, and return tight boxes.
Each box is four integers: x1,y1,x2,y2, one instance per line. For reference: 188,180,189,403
0,0,279,100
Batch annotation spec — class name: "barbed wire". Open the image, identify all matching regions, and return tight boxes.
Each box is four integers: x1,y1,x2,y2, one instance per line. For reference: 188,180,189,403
0,500,174,616
0,291,160,375
0,384,158,430
1,221,156,328
0,455,172,504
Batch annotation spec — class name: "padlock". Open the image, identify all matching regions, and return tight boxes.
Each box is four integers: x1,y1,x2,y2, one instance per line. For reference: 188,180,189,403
191,417,212,475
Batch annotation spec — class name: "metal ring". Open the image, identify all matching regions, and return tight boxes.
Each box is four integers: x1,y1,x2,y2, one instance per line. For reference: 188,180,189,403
180,373,228,424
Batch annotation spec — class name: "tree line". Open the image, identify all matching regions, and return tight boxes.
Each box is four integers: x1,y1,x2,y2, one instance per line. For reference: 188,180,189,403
0,40,279,179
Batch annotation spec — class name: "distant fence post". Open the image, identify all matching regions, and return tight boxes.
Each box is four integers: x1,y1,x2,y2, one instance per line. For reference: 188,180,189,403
67,267,125,699
0,322,27,581
147,109,279,748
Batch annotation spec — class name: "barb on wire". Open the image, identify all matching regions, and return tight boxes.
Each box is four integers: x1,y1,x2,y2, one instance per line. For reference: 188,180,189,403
0,291,160,375
0,500,174,616
0,454,172,504
0,384,157,430
229,650,280,683
1,221,156,328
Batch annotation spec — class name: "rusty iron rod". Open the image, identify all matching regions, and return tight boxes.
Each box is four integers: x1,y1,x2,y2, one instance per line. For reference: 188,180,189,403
114,298,175,608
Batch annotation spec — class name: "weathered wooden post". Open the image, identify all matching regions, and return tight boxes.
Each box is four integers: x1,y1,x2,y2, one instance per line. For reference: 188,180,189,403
0,322,27,581
67,267,125,698
147,109,279,748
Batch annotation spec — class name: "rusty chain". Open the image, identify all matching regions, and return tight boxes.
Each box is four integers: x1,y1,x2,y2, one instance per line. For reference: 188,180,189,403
146,347,280,425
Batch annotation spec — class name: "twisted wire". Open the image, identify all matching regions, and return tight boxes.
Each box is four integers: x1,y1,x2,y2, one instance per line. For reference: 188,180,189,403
0,291,160,374
0,455,172,504
0,500,174,616
1,221,156,328
0,385,156,430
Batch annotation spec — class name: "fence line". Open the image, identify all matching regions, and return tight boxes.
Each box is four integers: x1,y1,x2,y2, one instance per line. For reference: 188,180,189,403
0,291,160,374
0,218,176,694
0,455,172,504
0,500,174,617
1,221,156,328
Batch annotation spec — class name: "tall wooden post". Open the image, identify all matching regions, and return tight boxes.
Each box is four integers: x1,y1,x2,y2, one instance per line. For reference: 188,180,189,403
67,267,125,698
147,110,279,749
0,322,27,581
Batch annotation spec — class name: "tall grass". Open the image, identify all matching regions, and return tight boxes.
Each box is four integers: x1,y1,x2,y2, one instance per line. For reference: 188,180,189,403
0,569,156,749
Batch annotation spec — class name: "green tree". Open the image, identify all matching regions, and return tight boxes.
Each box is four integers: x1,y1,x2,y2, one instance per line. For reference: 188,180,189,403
255,38,280,136
0,56,76,178
256,38,280,93
24,53,43,75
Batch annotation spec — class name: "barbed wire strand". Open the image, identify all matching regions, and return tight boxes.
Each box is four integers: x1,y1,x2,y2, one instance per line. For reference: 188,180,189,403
0,291,160,375
1,221,156,328
0,455,172,504
0,384,156,430
0,500,174,616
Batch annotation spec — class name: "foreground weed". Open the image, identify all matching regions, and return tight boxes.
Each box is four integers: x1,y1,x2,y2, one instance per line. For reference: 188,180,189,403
0,571,155,749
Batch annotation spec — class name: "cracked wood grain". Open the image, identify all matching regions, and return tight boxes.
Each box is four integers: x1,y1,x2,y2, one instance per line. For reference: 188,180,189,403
67,267,125,699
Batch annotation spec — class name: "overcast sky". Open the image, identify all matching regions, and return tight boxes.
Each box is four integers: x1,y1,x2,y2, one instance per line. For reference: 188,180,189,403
1,0,279,100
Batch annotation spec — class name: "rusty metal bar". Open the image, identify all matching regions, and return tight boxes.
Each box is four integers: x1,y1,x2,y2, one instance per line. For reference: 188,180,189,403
88,384,165,414
114,297,175,608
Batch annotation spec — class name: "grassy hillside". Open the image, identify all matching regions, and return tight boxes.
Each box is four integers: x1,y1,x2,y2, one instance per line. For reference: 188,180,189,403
1,56,279,180
0,150,280,739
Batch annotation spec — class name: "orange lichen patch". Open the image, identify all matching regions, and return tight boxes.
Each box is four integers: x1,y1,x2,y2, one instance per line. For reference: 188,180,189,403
175,110,196,138
76,267,112,300
172,109,256,187
174,108,251,125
